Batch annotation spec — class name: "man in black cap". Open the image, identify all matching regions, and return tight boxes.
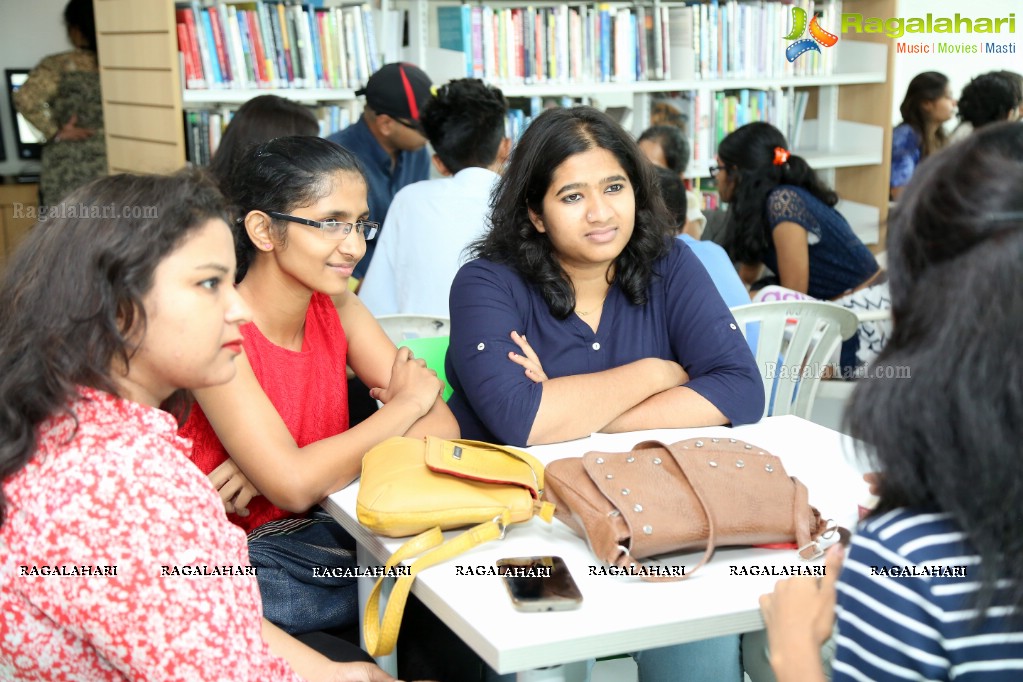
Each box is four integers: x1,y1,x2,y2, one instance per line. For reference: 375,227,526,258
327,62,434,279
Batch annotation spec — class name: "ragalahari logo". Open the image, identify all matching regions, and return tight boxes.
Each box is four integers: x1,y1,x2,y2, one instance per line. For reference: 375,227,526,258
783,7,839,62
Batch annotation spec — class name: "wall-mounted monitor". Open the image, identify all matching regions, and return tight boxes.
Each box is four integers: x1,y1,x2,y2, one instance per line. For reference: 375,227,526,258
6,69,46,161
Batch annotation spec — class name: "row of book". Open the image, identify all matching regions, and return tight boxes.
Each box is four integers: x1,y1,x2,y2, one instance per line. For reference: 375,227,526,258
184,105,355,165
182,100,569,165
175,1,380,91
654,87,811,168
437,0,842,86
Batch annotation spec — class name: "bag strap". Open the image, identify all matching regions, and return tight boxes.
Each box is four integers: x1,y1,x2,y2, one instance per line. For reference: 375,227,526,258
364,511,511,657
607,441,719,582
439,438,549,494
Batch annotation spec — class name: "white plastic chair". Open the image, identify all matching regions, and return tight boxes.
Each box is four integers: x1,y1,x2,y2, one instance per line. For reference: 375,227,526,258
730,301,859,419
374,314,450,344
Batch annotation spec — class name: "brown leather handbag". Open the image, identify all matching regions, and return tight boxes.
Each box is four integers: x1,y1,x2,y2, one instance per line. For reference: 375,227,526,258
543,437,832,580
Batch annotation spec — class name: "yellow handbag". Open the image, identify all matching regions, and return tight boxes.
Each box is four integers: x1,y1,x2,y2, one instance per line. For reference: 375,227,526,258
356,436,555,656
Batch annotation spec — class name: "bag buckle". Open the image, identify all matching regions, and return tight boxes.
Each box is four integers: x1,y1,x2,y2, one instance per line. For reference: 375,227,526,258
798,541,824,561
493,514,507,540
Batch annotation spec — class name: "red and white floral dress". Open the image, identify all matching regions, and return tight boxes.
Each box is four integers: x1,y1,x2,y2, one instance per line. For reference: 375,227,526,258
0,387,303,680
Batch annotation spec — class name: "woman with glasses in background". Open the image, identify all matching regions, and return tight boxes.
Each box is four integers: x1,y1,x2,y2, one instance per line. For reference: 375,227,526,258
180,136,458,639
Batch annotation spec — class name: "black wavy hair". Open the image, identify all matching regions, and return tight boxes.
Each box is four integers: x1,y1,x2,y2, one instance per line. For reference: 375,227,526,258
0,170,230,528
717,121,837,264
638,125,691,175
899,71,951,158
219,135,366,281
64,0,96,51
472,106,673,318
207,95,320,187
957,72,1021,130
420,78,507,174
846,121,1023,615
653,165,686,231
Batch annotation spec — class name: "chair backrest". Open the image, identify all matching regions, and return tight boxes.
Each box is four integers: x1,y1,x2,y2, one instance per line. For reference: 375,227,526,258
374,314,450,344
398,336,453,401
729,301,859,419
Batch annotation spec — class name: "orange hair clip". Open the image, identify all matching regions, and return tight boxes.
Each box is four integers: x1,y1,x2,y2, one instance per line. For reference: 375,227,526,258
773,147,791,166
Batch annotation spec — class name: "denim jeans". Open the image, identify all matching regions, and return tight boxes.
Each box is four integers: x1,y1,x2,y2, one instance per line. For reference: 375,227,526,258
247,507,359,635
632,635,743,682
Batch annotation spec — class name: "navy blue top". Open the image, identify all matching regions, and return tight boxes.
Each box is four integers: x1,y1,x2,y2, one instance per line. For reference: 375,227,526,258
890,122,922,190
762,185,878,300
446,240,765,445
835,508,1023,680
327,116,430,278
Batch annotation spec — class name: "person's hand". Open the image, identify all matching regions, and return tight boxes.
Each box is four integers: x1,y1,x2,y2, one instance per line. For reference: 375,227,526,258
508,330,548,382
324,661,398,682
53,114,94,142
208,458,261,517
863,472,882,496
370,346,441,415
325,660,437,682
760,544,845,659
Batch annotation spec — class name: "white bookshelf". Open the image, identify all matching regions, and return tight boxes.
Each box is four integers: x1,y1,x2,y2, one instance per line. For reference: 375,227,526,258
181,87,359,105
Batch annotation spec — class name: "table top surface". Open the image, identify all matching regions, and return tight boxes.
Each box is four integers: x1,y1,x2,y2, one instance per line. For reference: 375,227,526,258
324,416,870,674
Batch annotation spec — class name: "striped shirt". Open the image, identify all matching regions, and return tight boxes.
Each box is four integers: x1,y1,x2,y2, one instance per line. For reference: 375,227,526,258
834,508,1023,681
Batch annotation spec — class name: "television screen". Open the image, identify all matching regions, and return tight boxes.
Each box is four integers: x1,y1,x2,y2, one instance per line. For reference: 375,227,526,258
6,69,46,161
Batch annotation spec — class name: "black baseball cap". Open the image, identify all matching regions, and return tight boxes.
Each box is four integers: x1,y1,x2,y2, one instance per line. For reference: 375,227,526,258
356,63,433,126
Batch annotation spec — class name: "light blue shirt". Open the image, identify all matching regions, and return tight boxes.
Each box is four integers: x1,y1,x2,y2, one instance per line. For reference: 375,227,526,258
678,235,749,309
359,167,500,318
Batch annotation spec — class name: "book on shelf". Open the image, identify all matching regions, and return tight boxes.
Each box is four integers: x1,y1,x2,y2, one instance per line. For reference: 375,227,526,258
650,86,816,177
426,0,839,88
183,102,352,164
175,1,381,91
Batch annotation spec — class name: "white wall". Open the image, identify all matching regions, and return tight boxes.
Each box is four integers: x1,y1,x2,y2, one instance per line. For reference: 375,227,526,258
0,0,72,177
892,0,1023,128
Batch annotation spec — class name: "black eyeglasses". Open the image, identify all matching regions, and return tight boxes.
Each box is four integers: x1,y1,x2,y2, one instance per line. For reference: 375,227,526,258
709,164,727,175
265,211,379,241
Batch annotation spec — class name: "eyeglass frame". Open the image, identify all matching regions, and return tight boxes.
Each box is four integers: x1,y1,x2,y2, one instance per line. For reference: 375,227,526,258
264,210,379,240
709,164,728,175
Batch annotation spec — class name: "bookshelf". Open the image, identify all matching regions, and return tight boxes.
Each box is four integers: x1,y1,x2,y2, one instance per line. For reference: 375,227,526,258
95,0,895,245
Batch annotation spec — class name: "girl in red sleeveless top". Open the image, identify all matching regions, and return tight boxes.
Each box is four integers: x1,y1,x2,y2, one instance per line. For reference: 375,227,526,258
180,136,458,634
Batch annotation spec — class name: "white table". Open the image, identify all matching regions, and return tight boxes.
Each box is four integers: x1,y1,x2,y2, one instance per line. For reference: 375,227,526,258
323,416,869,679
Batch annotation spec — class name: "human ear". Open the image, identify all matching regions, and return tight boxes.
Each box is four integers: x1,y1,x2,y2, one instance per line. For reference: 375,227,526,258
244,211,275,251
528,207,546,234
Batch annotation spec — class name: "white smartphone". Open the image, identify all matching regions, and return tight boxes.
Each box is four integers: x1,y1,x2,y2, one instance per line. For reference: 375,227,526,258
496,556,583,612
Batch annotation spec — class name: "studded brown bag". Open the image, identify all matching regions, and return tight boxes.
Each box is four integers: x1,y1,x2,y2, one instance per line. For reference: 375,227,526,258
542,438,832,581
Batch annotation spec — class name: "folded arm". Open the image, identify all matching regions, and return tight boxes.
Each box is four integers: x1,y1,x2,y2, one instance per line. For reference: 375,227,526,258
197,293,456,513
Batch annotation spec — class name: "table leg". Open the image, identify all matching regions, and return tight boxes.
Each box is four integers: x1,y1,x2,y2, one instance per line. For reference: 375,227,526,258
357,543,398,675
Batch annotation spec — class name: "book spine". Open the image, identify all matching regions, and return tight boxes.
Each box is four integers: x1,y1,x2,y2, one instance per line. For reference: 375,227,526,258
256,2,280,87
175,20,200,88
191,3,217,88
363,4,380,75
304,6,324,88
208,6,232,85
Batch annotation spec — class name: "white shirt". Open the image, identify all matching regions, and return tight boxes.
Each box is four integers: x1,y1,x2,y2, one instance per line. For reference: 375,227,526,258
359,167,500,318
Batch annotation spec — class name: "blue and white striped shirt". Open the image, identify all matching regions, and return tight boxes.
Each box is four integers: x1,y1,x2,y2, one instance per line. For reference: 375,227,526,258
834,508,1023,681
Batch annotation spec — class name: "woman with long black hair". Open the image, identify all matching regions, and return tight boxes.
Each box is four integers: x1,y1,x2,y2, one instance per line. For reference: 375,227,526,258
716,121,888,372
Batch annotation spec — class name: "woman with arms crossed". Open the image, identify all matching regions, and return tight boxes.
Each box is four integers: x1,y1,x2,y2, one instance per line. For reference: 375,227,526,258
0,171,395,680
447,107,762,681
447,106,762,448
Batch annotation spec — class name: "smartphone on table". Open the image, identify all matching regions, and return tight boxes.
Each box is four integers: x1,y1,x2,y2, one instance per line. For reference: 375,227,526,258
496,556,583,612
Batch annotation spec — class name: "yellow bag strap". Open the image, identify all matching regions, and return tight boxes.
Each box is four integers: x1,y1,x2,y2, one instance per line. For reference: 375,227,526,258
363,510,511,657
439,437,549,493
